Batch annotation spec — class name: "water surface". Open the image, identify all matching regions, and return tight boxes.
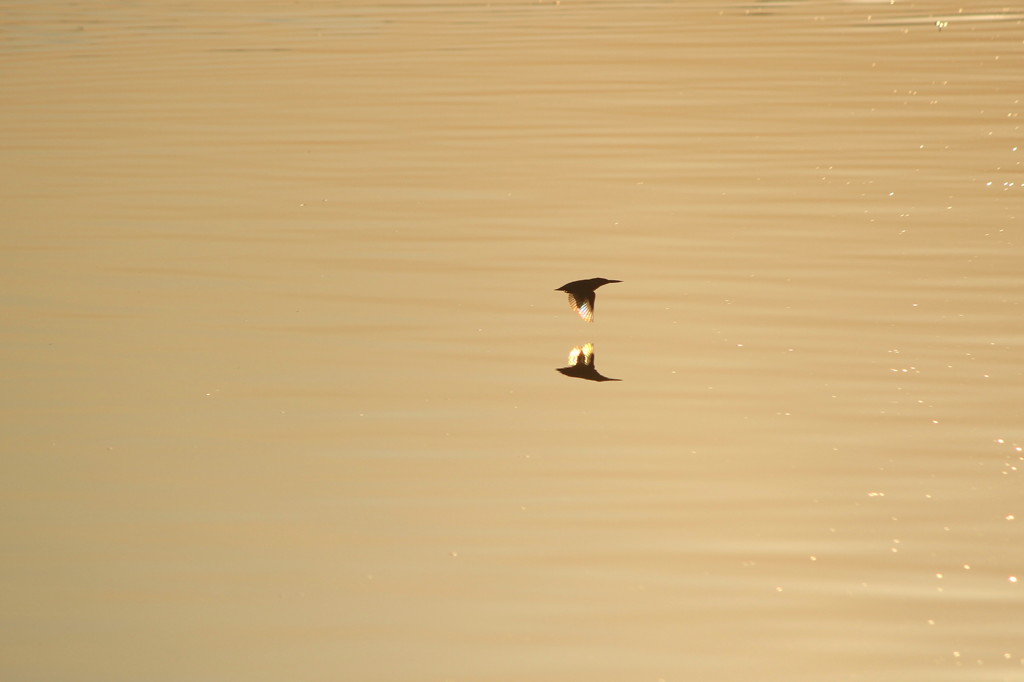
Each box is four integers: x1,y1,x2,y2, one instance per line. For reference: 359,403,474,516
2,2,1023,680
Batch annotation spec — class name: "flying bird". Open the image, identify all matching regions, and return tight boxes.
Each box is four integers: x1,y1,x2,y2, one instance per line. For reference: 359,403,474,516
556,277,621,322
556,343,620,382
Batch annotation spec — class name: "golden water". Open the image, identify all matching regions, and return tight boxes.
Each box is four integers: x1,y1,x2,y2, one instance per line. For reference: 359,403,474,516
3,2,1023,680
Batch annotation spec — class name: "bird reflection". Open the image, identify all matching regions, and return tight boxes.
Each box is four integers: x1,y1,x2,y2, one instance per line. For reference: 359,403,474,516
556,277,621,322
556,342,621,382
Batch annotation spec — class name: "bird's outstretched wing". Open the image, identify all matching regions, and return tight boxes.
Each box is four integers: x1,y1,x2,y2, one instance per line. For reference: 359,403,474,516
556,343,619,382
566,291,596,322
566,342,595,366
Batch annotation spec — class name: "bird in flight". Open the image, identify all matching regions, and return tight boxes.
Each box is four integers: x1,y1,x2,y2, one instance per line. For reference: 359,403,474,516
556,343,620,382
556,277,621,322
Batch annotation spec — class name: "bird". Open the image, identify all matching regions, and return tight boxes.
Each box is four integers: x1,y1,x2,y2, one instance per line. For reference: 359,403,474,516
556,277,621,322
556,343,620,382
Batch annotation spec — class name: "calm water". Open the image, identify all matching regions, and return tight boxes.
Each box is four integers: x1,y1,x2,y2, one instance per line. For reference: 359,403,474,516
3,2,1023,680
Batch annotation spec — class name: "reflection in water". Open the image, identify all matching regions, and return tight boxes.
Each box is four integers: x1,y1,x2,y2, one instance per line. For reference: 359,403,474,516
555,277,622,323
556,343,621,382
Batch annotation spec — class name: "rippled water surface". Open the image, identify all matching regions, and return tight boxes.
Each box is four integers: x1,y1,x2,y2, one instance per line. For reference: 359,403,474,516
3,2,1023,680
